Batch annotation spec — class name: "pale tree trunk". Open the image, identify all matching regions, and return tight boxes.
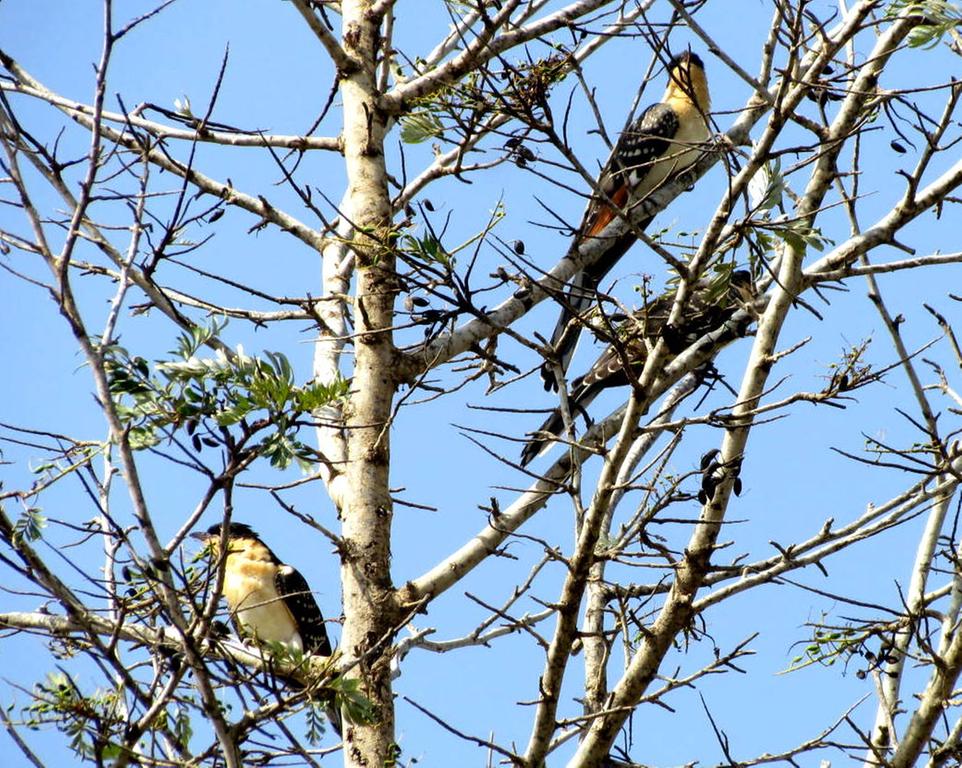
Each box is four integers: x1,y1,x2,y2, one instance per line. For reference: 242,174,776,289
337,1,401,764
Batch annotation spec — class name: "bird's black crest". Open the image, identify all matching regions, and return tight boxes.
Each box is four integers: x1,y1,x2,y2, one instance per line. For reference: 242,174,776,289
669,50,704,71
204,522,259,539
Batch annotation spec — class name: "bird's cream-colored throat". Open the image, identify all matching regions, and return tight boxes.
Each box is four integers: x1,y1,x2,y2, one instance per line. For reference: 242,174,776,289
664,64,711,115
219,538,275,603
206,536,271,572
662,64,711,159
212,538,282,611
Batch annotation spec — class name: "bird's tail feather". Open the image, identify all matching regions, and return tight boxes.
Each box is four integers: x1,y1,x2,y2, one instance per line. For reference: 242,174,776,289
520,382,600,467
541,228,644,392
325,696,343,737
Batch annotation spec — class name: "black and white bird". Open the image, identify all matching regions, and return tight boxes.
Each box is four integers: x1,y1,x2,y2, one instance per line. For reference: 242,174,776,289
192,522,340,733
544,50,713,390
523,270,754,467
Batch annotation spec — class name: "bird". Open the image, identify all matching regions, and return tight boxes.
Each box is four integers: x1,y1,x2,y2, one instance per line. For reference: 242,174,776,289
192,522,341,733
522,270,754,467
542,50,712,391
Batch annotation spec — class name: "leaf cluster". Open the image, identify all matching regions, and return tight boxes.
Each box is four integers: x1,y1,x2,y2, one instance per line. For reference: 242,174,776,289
887,0,962,48
399,53,569,146
102,321,350,470
24,673,126,761
783,622,868,674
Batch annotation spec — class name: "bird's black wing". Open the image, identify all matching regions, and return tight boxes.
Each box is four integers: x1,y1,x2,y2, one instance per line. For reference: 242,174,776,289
600,102,680,207
275,565,342,737
543,102,681,391
275,565,334,657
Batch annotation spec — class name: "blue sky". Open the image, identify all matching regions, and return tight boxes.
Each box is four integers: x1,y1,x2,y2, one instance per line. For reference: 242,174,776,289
2,1,962,765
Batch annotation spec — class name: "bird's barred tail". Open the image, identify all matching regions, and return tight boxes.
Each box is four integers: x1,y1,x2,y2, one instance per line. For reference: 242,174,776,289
521,379,603,467
540,225,648,392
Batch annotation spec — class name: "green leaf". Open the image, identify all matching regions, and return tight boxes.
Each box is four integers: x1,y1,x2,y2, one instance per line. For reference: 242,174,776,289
887,1,962,48
296,376,351,410
12,507,46,545
128,426,160,450
748,156,785,212
400,110,445,144
331,677,378,726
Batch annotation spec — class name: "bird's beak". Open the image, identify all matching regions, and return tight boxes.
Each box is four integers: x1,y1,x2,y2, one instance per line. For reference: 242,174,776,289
189,532,209,542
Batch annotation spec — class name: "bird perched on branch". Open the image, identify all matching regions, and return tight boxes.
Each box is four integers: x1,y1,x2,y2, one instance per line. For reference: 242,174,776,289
192,522,341,733
522,270,754,467
543,50,712,391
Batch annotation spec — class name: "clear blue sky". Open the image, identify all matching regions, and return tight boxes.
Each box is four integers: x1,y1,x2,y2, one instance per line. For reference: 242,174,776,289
2,1,961,765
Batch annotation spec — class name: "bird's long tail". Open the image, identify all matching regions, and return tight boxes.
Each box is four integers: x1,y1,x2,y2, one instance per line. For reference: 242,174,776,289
520,381,601,467
324,694,343,737
540,224,648,392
